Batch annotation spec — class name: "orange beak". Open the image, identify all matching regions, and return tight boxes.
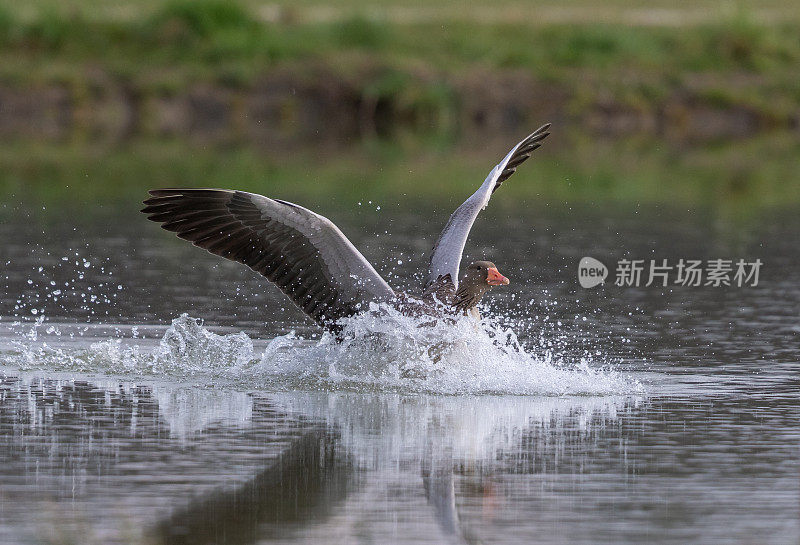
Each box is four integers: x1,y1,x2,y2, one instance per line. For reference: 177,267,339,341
486,267,510,286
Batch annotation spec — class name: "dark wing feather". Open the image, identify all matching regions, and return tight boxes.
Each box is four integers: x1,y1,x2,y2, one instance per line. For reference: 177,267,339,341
493,123,551,191
142,189,395,331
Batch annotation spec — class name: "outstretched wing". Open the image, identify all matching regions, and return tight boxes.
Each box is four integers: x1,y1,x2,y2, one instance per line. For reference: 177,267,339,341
142,189,395,330
427,124,551,288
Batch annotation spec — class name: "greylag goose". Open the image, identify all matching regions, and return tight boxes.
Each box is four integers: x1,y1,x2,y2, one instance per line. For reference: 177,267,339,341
142,123,550,332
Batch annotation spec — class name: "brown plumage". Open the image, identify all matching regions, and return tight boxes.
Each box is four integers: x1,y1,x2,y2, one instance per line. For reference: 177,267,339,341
420,261,509,320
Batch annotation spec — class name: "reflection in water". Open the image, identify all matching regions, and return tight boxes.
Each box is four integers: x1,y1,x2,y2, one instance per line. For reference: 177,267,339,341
0,371,797,544
0,374,322,544
155,431,351,545
154,387,253,441
0,372,640,544
422,453,476,544
255,393,636,544
422,465,460,539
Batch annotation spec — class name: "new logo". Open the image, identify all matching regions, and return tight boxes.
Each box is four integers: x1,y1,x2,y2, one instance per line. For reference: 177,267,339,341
578,257,607,288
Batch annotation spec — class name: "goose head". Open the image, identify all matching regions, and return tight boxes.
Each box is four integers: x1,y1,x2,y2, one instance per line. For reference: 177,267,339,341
454,260,509,312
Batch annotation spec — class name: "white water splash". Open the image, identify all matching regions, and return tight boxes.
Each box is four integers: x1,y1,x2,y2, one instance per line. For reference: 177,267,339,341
248,303,640,395
3,308,642,396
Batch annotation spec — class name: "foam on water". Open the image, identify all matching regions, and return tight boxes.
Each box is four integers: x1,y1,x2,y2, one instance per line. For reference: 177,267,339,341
3,306,642,396
252,303,639,395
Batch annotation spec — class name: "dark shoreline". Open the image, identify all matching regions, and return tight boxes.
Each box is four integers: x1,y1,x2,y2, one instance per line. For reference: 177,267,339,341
1,64,796,146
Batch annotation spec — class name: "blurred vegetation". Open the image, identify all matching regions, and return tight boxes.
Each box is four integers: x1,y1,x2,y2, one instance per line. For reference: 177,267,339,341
3,133,798,212
0,0,797,210
0,1,796,94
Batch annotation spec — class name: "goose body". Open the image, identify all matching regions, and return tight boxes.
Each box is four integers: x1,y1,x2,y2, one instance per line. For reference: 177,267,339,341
142,124,550,332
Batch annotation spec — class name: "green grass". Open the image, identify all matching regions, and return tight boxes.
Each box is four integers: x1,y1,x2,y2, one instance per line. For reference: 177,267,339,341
0,1,797,81
0,0,796,132
4,0,800,24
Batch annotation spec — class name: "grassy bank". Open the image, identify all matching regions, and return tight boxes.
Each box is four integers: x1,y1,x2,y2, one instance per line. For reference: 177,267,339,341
4,0,800,25
0,1,797,139
0,1,798,210
2,2,798,85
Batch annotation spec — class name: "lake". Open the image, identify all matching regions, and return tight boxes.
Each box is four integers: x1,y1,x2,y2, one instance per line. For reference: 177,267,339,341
0,138,798,544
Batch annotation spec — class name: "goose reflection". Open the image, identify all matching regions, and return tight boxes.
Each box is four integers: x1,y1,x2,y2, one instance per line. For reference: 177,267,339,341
152,391,633,544
260,393,635,544
0,374,636,544
421,454,473,544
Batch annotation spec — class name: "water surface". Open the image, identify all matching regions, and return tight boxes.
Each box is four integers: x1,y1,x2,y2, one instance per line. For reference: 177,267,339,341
0,190,798,543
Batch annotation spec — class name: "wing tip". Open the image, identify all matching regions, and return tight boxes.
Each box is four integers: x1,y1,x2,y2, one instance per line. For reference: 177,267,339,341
525,123,552,145
142,189,177,210
490,122,553,192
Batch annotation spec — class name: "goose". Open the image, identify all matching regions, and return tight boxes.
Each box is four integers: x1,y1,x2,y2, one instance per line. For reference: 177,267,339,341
142,123,550,332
